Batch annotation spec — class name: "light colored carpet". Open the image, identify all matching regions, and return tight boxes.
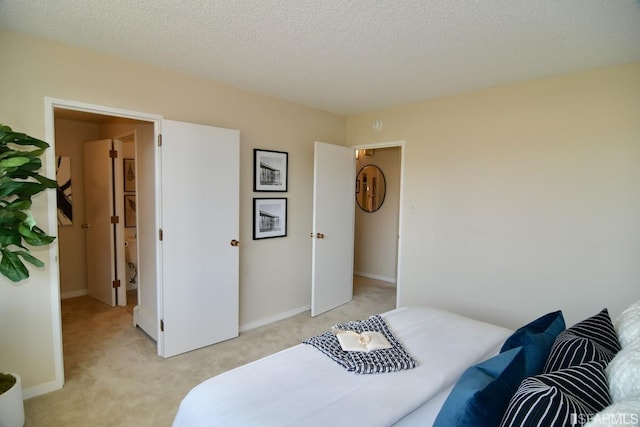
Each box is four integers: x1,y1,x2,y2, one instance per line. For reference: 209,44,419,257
24,276,396,426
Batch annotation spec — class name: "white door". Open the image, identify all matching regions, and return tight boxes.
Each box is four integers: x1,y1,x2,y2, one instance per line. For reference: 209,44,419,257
159,120,240,358
83,139,127,307
311,141,356,316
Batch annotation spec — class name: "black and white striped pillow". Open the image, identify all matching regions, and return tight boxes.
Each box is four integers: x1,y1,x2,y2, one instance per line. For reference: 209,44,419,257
544,309,620,373
563,309,620,356
500,360,610,427
544,333,614,373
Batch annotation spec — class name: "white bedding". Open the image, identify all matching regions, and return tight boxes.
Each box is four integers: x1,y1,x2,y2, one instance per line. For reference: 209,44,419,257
173,306,512,427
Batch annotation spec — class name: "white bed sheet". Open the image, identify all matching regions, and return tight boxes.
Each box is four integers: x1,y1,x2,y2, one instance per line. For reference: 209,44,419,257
173,306,512,427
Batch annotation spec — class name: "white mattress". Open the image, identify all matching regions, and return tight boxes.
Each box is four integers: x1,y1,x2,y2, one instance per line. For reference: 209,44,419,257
173,306,512,427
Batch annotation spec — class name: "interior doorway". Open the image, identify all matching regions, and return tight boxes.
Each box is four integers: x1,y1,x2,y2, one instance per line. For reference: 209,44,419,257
50,103,158,385
54,109,145,307
352,142,405,307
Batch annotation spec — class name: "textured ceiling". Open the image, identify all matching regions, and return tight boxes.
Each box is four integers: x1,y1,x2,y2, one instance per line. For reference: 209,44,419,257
1,0,639,115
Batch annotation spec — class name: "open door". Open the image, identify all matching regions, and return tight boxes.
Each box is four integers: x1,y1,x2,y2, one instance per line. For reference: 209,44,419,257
83,139,127,307
158,120,240,358
311,141,356,316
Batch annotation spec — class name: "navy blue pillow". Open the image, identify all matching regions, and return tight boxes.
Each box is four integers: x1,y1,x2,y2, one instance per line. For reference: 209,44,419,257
500,310,565,376
433,347,527,427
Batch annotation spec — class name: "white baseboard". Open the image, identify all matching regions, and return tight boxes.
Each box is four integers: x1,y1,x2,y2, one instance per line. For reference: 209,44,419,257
23,379,63,399
60,289,88,299
354,271,397,285
240,305,310,333
133,305,157,341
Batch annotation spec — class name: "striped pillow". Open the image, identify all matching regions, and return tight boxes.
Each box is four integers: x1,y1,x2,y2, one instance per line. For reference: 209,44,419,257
500,360,611,427
564,309,621,356
544,333,614,373
544,309,621,373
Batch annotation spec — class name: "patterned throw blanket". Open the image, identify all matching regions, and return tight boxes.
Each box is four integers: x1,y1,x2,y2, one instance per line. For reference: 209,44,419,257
303,315,417,374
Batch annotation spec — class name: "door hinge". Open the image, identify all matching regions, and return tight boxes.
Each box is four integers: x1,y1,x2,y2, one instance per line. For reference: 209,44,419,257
159,228,163,241
109,149,118,158
158,134,162,147
112,279,121,289
110,216,119,224
160,319,164,332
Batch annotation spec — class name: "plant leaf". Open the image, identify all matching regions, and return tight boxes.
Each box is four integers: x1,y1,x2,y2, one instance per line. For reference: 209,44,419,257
5,199,31,211
23,211,36,230
15,250,44,267
0,210,27,225
0,128,49,149
0,179,22,198
0,249,29,282
28,173,57,188
6,182,48,198
0,230,23,247
0,157,30,168
0,123,54,283
10,158,43,174
18,224,55,246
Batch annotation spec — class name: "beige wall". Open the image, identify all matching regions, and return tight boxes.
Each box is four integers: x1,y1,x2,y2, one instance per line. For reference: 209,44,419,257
54,119,100,295
0,30,345,394
354,147,401,283
347,62,640,329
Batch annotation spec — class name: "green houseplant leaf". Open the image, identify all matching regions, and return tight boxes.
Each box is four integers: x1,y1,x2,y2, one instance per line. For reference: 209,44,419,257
0,123,56,282
0,249,30,282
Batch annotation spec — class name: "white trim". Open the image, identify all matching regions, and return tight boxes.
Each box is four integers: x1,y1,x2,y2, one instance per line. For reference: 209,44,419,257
60,289,88,299
22,380,62,400
155,121,164,356
351,140,406,309
45,98,163,122
352,140,406,151
396,141,406,309
44,97,163,397
239,305,310,333
44,98,64,396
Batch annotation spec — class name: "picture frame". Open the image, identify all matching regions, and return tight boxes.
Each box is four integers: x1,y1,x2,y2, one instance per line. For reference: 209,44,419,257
254,149,288,192
123,158,136,193
124,195,136,227
253,198,287,240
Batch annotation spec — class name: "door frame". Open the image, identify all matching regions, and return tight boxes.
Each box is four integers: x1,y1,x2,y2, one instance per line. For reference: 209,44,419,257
44,97,162,390
351,140,405,309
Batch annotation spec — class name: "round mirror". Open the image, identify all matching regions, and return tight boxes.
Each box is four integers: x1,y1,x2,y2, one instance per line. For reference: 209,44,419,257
356,165,386,212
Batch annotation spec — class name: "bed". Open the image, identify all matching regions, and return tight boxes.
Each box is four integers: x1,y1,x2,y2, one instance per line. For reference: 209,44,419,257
172,306,512,426
173,301,640,427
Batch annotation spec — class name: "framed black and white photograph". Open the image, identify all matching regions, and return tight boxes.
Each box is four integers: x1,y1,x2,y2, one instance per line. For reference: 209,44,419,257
124,195,137,227
254,149,288,192
253,198,287,239
123,158,136,193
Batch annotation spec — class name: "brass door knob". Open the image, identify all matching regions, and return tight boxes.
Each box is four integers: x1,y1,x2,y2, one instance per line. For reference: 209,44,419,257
316,233,325,239
230,239,240,247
